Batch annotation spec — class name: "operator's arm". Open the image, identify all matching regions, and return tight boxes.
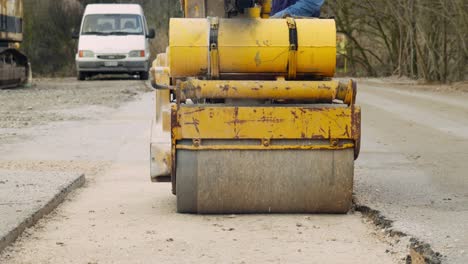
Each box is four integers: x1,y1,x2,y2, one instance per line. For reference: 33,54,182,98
271,0,324,18
271,0,297,17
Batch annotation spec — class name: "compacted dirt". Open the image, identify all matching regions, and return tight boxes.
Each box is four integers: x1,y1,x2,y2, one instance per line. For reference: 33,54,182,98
355,79,468,263
0,77,467,263
0,77,149,143
0,78,407,264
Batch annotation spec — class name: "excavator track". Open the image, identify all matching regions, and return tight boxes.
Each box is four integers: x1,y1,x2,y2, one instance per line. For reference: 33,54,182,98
0,48,28,89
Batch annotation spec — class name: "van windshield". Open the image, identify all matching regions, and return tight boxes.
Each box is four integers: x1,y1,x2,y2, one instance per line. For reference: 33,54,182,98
81,14,144,35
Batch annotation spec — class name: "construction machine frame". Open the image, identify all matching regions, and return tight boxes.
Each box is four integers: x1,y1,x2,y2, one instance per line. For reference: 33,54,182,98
150,0,361,214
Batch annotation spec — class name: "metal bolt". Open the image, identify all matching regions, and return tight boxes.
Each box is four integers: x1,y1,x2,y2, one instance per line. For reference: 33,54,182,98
330,139,339,147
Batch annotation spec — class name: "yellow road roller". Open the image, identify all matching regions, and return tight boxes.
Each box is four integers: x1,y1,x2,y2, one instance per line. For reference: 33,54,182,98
150,0,361,214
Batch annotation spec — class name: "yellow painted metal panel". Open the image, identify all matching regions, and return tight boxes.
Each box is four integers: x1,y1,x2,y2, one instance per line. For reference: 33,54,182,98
219,46,289,73
169,18,336,77
262,0,272,13
176,143,355,150
169,19,209,77
180,79,356,105
191,19,277,73
180,80,340,101
295,19,336,75
245,7,261,18
173,105,360,140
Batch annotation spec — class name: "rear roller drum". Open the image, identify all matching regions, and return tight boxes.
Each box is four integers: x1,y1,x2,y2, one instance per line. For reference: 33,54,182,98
176,148,354,214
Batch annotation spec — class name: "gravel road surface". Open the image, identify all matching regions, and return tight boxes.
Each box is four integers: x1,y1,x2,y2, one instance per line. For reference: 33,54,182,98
1,78,466,263
0,77,149,144
0,79,404,264
355,80,468,263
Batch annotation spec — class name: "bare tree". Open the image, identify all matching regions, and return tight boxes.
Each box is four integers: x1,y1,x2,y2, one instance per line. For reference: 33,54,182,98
325,0,467,82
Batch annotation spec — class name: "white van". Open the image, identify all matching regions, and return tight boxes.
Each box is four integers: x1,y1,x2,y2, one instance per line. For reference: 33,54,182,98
74,4,155,80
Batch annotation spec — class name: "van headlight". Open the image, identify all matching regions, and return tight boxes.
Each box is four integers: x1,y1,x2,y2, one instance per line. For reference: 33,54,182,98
129,50,145,57
79,50,94,58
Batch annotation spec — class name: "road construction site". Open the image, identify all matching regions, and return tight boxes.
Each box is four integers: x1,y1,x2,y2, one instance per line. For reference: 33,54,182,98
0,78,466,263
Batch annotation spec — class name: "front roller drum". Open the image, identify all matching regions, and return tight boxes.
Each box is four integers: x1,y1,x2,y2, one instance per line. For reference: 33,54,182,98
176,148,354,214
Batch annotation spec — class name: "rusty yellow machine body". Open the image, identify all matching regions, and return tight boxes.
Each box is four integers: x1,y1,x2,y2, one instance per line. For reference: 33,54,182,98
0,0,30,89
150,0,361,213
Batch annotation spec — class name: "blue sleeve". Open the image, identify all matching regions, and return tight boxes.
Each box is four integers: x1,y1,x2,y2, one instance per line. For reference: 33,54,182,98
271,0,324,18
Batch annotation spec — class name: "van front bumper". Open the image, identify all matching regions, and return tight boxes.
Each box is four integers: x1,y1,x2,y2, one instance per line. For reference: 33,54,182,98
76,60,149,73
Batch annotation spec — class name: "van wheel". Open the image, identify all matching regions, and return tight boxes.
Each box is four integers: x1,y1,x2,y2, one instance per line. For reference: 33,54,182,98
78,72,86,81
140,71,149,80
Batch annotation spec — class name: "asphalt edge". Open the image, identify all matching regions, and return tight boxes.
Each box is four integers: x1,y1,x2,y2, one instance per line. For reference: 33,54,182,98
353,201,444,264
0,173,85,253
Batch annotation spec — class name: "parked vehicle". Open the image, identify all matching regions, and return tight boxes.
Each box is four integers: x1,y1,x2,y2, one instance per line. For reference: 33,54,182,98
73,4,155,80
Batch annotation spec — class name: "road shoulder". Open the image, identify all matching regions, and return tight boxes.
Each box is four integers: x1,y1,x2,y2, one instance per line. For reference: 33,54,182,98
0,170,85,252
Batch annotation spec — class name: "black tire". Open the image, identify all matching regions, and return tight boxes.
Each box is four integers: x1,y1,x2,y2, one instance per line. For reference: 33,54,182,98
140,71,149,80
77,71,86,81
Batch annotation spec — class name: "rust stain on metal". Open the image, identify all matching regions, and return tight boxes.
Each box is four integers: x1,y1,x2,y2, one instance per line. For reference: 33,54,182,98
221,84,230,92
318,83,331,89
311,135,325,140
321,111,343,129
233,107,240,124
170,107,179,191
300,107,325,112
341,124,351,138
198,68,208,75
226,116,284,125
183,108,206,115
254,51,261,67
171,108,180,128
184,117,200,133
351,80,357,105
352,106,362,159
291,110,299,119
219,84,238,92
336,112,350,118
259,116,284,123
181,83,202,99
233,107,240,139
